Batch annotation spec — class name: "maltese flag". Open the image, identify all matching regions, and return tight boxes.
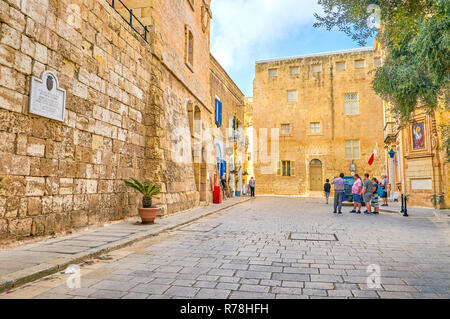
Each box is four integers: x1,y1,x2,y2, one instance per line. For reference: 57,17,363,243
368,143,378,166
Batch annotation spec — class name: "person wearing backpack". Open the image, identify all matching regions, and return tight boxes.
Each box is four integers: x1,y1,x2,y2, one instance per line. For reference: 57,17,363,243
324,179,331,204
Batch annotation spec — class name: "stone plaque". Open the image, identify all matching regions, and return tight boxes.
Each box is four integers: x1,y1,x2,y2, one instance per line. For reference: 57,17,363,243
411,178,432,190
29,71,66,122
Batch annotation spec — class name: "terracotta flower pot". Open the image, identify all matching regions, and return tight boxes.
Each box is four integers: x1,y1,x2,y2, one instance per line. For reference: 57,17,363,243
138,207,159,224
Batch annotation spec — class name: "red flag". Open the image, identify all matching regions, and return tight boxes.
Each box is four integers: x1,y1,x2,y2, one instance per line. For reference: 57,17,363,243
368,144,378,166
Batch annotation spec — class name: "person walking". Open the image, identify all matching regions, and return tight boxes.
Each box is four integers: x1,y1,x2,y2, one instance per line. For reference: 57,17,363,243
221,174,228,200
380,174,388,206
370,177,380,214
362,173,373,214
249,177,256,197
331,173,345,214
350,174,362,214
324,179,331,204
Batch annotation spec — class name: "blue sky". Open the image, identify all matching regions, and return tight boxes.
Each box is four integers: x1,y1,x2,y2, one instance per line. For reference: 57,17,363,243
210,0,375,97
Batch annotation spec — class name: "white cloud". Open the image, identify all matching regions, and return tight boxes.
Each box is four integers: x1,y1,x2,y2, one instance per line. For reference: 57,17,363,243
211,0,321,69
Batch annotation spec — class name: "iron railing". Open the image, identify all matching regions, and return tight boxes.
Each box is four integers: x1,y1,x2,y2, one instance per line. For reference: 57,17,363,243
106,0,149,43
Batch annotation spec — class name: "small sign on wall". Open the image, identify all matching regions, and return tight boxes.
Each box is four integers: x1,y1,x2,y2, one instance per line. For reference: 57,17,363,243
29,71,66,122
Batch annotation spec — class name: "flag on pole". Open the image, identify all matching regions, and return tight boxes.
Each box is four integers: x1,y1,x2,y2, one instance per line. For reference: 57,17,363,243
368,143,378,166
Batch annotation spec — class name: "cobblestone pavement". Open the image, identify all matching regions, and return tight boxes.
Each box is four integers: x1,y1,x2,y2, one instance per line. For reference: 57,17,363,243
2,197,449,299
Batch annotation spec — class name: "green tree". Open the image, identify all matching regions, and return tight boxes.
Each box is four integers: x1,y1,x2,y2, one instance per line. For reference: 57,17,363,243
314,0,449,158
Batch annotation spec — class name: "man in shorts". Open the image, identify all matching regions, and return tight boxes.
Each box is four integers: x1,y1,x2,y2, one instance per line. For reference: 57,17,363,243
380,174,388,206
350,174,362,214
362,173,373,214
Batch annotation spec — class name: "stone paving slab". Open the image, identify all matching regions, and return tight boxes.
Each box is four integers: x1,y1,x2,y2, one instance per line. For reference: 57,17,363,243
0,197,251,293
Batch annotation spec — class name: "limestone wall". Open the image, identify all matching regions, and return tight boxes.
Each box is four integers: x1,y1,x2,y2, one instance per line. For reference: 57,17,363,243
0,0,202,242
253,49,386,195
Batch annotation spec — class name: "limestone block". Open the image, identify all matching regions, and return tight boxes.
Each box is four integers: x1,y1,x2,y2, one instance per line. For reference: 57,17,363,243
14,51,32,74
8,218,32,237
27,197,41,216
0,23,21,49
25,176,45,196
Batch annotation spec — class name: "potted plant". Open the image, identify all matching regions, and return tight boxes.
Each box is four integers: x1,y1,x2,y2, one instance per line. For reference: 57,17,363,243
124,178,161,224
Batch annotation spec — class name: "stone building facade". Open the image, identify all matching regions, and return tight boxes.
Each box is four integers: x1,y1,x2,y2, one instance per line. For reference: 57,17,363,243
252,48,386,195
377,43,450,208
209,54,245,196
0,0,243,242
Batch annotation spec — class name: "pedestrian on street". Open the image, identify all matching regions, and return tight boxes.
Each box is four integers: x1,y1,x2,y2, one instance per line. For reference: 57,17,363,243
331,173,345,214
362,173,373,214
350,174,362,214
324,179,331,204
249,176,256,197
221,174,228,200
371,177,380,214
380,174,388,206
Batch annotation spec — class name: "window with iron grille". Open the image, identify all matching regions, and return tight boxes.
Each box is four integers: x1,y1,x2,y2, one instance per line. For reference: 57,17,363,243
344,93,359,115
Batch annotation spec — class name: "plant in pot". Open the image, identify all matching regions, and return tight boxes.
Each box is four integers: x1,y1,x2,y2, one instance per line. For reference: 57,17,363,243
124,178,160,224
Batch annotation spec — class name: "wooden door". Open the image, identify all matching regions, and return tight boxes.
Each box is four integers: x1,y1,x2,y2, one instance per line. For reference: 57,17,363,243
310,160,323,191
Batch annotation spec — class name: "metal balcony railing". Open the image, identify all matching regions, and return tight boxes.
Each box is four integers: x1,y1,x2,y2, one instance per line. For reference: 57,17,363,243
106,0,149,43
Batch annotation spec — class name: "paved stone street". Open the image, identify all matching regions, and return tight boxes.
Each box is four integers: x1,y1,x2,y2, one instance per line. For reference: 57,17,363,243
2,197,449,299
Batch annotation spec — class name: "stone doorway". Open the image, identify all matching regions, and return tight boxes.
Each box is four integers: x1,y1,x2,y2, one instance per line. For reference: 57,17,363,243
310,159,323,191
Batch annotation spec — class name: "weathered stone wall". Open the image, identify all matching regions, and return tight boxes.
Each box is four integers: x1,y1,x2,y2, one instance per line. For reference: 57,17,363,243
0,0,211,242
210,54,245,189
253,49,386,195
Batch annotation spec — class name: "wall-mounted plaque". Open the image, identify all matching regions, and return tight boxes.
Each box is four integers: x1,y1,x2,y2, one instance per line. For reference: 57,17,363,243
29,71,66,122
411,178,432,190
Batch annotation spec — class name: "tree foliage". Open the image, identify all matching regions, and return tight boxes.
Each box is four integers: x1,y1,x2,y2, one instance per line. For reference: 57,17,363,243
314,0,449,158
314,0,449,118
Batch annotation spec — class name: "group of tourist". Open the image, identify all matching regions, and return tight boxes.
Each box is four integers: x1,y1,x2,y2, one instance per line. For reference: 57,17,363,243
325,173,388,215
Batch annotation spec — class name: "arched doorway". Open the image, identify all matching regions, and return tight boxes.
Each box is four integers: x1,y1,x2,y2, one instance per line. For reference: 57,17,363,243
310,159,323,191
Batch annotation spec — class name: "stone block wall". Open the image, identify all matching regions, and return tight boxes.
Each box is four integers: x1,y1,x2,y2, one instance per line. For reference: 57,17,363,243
0,0,202,242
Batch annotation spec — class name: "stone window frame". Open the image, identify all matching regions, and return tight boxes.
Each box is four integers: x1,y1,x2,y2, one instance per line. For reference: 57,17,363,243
185,25,194,71
287,90,298,103
345,139,360,159
344,93,359,115
201,2,212,33
289,66,300,76
336,61,346,71
277,160,296,177
280,123,292,136
311,64,322,73
309,122,321,134
354,59,366,69
268,68,278,78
